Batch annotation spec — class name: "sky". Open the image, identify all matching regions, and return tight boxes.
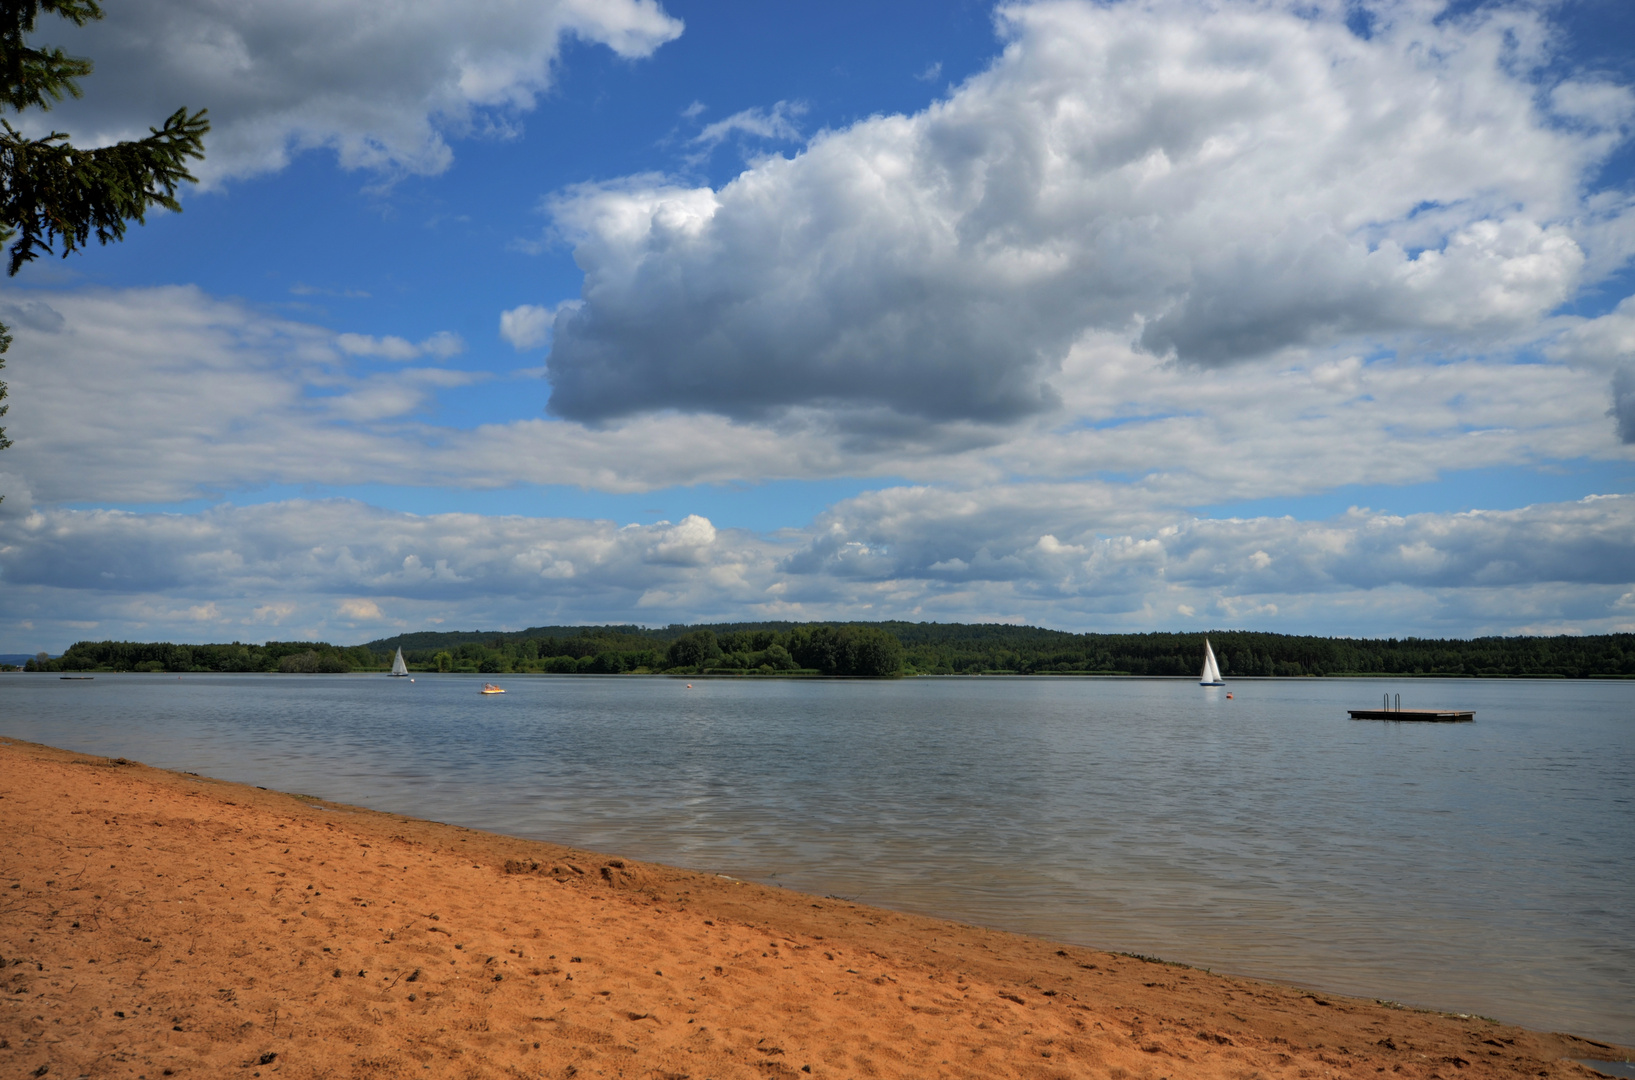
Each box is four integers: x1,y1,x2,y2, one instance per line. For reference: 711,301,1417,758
1,0,1634,652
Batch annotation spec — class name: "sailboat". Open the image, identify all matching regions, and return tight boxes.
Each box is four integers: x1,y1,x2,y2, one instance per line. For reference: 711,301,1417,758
389,648,409,677
1199,637,1225,686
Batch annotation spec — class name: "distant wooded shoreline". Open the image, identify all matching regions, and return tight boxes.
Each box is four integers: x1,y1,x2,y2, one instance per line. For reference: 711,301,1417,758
13,623,1634,678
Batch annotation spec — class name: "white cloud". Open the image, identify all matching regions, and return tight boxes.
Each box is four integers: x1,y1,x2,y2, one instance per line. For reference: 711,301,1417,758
538,0,1627,426
1544,295,1635,442
22,0,683,184
290,283,370,300
337,598,383,621
645,514,718,565
336,331,464,361
419,331,465,359
253,601,296,624
0,287,515,503
337,333,420,361
0,500,787,643
1553,295,1635,372
499,303,570,350
771,485,1635,626
2,494,1631,650
318,367,486,423
0,299,66,333
690,100,806,151
0,472,34,515
775,489,1635,631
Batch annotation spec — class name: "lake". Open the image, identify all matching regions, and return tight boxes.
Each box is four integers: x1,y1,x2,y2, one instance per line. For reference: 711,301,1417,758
1,672,1630,1045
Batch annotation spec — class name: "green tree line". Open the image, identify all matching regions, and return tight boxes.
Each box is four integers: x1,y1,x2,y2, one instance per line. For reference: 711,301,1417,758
21,624,907,677
24,639,377,673
875,625,1635,678
360,622,1635,677
22,624,1635,678
393,624,903,677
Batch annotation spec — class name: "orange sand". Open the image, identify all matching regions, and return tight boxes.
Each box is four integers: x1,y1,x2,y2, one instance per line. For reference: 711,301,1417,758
2,736,1628,1080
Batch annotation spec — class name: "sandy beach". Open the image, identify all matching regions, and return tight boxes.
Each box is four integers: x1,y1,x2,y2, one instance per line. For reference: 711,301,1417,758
2,736,1627,1080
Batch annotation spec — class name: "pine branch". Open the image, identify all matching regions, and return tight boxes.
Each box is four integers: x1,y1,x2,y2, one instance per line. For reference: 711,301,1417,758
1,43,91,110
0,106,209,274
0,1,102,108
0,0,104,42
0,320,10,463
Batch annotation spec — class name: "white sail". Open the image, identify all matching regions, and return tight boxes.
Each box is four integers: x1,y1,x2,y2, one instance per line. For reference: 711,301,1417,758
1200,638,1224,685
390,647,409,677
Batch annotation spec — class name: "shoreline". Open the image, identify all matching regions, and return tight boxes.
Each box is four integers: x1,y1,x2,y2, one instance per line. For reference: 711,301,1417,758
2,736,1627,1079
9,669,1635,679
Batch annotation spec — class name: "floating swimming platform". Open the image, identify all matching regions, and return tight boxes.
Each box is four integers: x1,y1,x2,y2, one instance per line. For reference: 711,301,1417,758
1348,708,1473,722
1350,694,1472,722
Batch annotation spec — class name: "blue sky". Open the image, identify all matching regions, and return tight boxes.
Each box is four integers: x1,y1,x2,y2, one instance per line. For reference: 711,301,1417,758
1,0,1633,650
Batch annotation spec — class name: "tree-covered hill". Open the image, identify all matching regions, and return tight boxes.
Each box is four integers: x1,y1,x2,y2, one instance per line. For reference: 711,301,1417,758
365,622,1635,678
363,623,902,677
20,624,1635,678
872,625,1635,678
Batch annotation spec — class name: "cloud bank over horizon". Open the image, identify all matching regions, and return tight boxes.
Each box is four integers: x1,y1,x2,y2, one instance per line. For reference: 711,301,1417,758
4,494,1631,648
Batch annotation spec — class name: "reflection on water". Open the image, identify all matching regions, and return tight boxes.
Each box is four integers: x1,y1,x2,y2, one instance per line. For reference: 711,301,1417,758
2,672,1631,1043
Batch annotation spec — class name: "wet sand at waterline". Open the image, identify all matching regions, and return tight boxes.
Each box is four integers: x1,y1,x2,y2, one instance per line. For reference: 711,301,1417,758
2,738,1627,1080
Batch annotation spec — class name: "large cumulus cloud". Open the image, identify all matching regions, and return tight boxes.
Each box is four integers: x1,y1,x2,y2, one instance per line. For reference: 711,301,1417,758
20,0,682,183
539,0,1626,425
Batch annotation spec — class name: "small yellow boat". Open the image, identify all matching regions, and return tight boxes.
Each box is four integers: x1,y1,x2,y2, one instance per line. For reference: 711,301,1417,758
480,683,505,694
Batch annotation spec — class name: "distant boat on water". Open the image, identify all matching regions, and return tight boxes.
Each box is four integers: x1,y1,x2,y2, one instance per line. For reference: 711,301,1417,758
1199,638,1225,686
480,683,505,695
389,648,409,677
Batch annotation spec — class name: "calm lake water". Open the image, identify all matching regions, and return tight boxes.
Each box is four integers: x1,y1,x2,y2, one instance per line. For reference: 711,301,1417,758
2,673,1631,1044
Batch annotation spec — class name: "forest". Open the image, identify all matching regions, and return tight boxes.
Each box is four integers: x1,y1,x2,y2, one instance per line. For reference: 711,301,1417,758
19,623,1635,678
20,639,380,675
